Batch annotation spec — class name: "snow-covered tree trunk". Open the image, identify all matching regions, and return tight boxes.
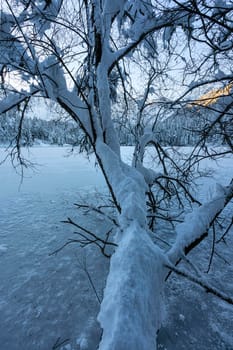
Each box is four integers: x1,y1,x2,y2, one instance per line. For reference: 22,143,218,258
94,140,164,348
98,222,165,350
91,5,168,344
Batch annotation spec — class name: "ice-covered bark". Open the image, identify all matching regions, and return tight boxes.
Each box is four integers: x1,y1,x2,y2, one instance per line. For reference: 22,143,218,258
98,221,165,350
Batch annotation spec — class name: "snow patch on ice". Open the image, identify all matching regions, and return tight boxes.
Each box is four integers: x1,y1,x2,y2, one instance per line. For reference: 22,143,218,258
179,314,185,322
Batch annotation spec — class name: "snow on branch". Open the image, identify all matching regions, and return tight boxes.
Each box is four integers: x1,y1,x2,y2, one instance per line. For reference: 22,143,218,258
57,89,94,141
0,4,36,74
22,0,63,36
110,7,191,70
167,178,233,265
0,89,39,114
132,132,165,186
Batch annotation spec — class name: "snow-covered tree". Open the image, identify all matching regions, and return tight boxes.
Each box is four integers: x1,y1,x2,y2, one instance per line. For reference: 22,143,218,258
1,1,233,349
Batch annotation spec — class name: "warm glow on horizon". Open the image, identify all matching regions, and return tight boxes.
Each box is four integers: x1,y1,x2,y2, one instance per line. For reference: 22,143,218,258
189,83,232,107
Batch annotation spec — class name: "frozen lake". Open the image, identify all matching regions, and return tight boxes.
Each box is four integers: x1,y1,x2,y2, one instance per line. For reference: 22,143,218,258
0,146,106,198
0,146,232,350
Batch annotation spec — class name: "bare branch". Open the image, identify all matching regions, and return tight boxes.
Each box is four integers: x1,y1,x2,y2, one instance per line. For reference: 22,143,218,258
165,262,233,305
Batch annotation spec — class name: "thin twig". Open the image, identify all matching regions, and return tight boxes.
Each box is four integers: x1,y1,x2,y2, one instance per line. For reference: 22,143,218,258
52,337,70,349
50,218,117,258
165,262,233,305
216,216,233,243
206,223,216,273
77,255,101,305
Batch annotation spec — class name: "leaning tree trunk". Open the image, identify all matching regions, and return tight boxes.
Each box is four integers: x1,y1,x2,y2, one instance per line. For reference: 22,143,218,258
95,141,166,350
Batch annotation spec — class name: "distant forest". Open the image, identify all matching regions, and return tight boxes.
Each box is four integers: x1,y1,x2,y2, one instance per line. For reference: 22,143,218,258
0,102,230,147
0,112,80,146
